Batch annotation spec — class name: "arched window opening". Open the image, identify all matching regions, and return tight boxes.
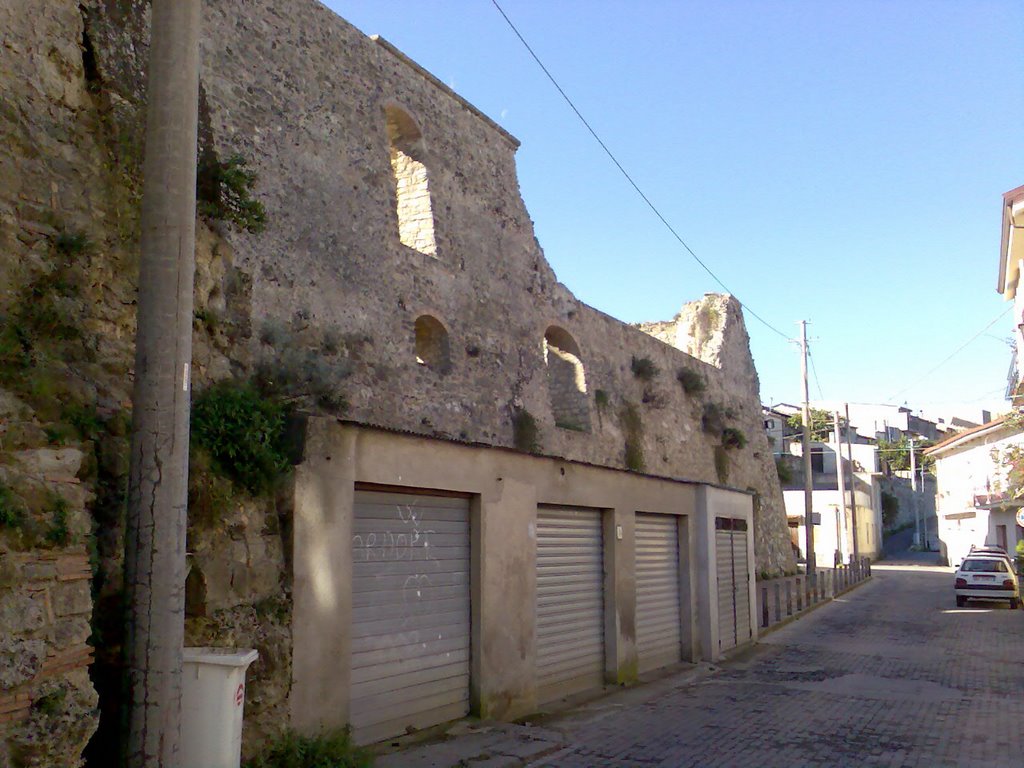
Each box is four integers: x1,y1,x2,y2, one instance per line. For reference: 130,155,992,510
385,106,437,257
415,315,451,372
544,326,591,432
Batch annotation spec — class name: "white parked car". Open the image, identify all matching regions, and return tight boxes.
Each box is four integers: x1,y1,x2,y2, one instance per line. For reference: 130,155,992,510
954,555,1020,608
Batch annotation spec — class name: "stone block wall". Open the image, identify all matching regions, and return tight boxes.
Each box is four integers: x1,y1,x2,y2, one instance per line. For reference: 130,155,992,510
1,541,98,767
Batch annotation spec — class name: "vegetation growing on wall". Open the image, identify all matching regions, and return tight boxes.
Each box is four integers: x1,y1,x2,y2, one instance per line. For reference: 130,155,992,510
881,490,899,530
721,427,747,450
190,379,292,496
714,445,729,483
701,402,725,436
0,481,26,529
630,355,659,382
641,386,667,409
245,728,372,768
511,407,540,453
197,152,267,233
6,229,89,354
619,401,645,472
775,457,794,484
676,367,705,396
43,494,72,548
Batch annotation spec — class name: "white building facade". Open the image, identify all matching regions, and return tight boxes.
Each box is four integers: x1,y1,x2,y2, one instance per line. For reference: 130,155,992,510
927,418,1024,567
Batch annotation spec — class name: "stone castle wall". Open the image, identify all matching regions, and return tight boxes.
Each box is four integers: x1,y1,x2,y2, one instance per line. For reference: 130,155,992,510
0,0,796,763
83,0,793,573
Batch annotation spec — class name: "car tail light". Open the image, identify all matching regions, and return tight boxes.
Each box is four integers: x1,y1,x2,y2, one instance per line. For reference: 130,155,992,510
955,578,967,588
1004,579,1015,589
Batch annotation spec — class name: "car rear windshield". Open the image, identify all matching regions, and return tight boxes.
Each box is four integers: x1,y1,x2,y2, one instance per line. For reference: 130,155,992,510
961,558,1008,573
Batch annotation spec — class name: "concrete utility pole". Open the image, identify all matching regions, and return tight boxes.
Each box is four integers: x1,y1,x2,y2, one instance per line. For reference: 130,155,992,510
845,403,859,560
910,437,920,549
123,1,201,766
800,321,815,580
834,411,848,563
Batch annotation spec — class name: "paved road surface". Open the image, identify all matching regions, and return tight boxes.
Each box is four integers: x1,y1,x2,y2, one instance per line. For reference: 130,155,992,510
379,563,1024,767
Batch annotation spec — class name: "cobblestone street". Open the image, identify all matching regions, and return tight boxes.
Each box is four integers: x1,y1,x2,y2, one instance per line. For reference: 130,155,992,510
381,561,1024,767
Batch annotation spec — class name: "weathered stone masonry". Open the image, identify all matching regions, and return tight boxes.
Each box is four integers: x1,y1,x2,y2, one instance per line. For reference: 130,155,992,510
0,0,796,762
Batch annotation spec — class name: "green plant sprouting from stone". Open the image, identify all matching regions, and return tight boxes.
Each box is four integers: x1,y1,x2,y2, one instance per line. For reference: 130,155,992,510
0,482,26,529
676,367,705,396
44,494,71,548
190,379,292,496
721,427,747,450
714,445,729,483
244,727,372,768
619,401,644,472
197,153,267,233
630,355,659,382
512,408,540,453
701,403,725,436
881,490,899,529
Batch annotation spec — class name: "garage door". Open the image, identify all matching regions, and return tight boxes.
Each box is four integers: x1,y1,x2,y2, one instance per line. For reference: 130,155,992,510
716,516,751,653
635,513,682,672
350,490,470,743
536,506,604,703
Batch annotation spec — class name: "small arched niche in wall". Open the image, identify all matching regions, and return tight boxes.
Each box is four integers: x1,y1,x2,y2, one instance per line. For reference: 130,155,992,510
385,105,437,257
543,326,591,432
415,315,451,373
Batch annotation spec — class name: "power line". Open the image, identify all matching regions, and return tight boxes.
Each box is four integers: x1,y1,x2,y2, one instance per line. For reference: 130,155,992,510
887,306,1013,403
489,0,791,342
808,346,825,400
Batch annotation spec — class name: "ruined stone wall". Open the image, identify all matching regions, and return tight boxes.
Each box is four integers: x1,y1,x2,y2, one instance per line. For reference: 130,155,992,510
75,0,794,576
1,1,795,763
637,294,795,574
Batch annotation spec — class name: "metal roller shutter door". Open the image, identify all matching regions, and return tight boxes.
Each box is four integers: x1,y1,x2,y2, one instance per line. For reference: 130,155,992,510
535,506,604,703
716,517,751,653
733,528,752,644
350,491,470,744
716,528,737,651
635,513,682,673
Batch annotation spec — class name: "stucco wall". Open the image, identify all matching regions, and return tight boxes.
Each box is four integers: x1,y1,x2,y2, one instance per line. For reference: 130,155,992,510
933,426,1024,566
292,419,736,734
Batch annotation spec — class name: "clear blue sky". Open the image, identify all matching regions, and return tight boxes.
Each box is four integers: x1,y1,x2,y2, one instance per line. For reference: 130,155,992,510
324,0,1023,419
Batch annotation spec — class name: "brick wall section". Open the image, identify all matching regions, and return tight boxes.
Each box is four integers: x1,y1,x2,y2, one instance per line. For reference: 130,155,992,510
0,551,94,726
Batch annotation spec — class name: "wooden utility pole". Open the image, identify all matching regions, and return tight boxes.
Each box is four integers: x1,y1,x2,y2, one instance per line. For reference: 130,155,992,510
123,1,201,765
800,321,815,580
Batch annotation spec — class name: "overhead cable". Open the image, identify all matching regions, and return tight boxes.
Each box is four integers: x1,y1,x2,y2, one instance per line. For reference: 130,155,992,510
489,0,791,341
887,306,1013,403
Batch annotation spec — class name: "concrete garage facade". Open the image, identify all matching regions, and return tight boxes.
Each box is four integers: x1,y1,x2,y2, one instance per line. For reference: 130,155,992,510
291,420,754,741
